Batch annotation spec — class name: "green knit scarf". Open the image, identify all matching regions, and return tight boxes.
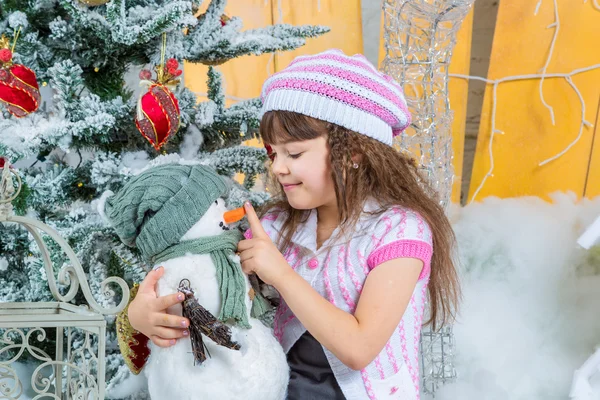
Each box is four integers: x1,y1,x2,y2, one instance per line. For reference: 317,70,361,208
152,229,270,329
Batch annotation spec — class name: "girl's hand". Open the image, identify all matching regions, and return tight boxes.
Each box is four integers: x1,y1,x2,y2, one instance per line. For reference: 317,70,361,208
237,202,292,286
128,266,190,347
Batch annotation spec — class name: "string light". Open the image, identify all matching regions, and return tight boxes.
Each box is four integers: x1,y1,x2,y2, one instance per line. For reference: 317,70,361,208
583,0,600,10
451,0,600,204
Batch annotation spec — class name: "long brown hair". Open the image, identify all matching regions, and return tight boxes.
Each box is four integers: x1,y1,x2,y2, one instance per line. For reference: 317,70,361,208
259,110,460,331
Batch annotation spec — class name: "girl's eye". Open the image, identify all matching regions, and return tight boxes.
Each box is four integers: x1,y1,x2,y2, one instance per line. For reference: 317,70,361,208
288,153,302,159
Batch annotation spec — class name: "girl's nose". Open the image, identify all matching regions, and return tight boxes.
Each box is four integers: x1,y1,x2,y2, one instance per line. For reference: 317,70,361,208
271,156,289,176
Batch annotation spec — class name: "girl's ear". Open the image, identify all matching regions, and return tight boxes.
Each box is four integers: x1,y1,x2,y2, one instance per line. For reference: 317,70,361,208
351,154,363,164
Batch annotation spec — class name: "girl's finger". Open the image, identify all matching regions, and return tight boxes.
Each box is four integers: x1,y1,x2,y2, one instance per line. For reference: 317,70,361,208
240,259,255,274
151,312,189,329
238,249,256,263
138,266,164,294
150,335,177,348
236,238,256,252
154,292,185,311
152,327,188,340
244,202,268,239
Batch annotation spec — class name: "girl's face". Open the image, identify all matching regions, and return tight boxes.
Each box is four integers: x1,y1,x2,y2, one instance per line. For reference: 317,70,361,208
268,136,336,210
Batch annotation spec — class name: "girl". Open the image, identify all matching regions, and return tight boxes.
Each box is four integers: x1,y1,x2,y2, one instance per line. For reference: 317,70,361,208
128,49,460,400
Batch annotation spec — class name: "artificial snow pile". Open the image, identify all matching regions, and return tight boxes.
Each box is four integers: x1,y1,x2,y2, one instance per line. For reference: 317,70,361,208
428,193,600,400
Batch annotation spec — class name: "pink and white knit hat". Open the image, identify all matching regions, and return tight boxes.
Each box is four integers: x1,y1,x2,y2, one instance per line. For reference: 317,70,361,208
259,49,411,146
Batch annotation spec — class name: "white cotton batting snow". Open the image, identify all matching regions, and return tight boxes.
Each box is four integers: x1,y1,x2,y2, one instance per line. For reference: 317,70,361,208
425,193,600,400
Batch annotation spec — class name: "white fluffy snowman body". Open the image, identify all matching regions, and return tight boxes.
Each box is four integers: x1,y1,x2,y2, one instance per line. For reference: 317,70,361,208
144,198,289,400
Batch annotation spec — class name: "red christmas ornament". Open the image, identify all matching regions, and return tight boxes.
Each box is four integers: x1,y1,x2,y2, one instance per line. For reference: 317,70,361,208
0,49,12,63
0,64,41,118
166,66,183,77
139,69,152,80
166,58,178,70
264,144,274,161
135,84,180,151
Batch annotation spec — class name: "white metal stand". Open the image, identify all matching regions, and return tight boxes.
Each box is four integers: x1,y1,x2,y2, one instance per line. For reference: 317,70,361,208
0,162,129,399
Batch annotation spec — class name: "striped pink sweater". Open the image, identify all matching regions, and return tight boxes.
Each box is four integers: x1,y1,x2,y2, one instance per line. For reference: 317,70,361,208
245,201,432,400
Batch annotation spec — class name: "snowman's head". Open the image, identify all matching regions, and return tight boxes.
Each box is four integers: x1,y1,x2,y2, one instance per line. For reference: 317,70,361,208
101,164,245,262
181,198,245,240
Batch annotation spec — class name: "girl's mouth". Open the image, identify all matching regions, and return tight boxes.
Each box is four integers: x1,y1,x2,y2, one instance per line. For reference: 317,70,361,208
282,183,301,191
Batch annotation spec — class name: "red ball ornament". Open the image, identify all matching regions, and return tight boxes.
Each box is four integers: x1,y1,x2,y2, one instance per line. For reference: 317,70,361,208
0,49,12,63
0,64,41,118
166,65,183,77
166,58,178,70
139,69,152,80
135,84,180,151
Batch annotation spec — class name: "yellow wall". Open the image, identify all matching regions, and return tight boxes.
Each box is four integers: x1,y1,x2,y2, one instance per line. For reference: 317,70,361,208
469,0,600,202
271,0,363,73
184,0,363,104
378,9,475,204
183,2,600,203
183,0,275,105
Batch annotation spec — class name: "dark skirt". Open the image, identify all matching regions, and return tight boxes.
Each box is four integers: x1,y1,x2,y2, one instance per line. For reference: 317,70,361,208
286,331,346,400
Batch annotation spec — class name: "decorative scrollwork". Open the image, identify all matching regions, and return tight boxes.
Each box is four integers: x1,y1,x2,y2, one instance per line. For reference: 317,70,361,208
0,364,22,399
0,327,102,399
0,328,53,365
0,164,129,315
31,361,98,400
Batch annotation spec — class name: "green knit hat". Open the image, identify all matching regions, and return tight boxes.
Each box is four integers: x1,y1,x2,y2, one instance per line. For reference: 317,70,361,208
104,164,229,261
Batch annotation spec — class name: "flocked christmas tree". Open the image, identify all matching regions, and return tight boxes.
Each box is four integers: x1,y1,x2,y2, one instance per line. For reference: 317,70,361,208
0,0,327,397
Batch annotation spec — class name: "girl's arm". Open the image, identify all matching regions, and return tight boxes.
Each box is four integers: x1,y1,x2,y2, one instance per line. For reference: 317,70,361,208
274,258,422,371
238,202,423,371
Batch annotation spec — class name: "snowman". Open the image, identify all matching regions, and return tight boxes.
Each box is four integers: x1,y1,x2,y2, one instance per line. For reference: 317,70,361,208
100,163,289,400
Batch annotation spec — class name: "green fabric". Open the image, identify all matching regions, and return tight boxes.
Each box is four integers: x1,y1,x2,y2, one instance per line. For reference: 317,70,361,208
104,164,228,262
104,163,271,328
153,229,255,328
250,289,272,320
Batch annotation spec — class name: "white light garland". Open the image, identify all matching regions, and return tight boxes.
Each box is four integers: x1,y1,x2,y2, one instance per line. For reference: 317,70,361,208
584,0,600,10
452,0,600,204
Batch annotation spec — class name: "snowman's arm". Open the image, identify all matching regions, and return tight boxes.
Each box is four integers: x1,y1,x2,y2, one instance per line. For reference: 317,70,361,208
116,283,151,375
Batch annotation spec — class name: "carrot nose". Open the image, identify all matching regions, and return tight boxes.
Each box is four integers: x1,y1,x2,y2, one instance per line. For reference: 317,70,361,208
223,206,246,224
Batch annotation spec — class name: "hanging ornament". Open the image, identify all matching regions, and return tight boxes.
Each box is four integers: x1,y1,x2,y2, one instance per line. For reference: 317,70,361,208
0,33,40,118
78,0,110,5
135,33,181,151
0,156,12,169
220,14,231,27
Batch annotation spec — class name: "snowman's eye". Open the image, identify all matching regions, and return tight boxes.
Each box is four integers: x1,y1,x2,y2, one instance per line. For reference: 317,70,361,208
214,200,218,205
